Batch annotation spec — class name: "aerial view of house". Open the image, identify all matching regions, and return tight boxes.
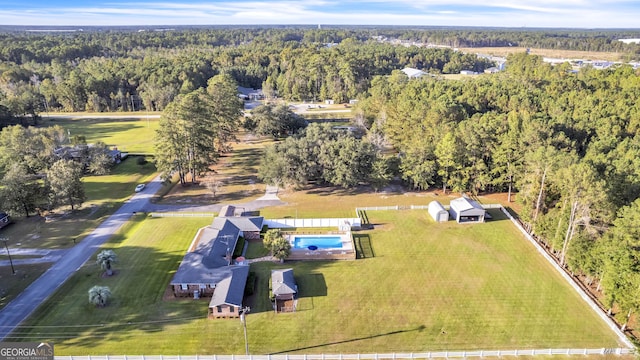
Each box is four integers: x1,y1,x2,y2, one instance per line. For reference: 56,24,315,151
169,206,263,317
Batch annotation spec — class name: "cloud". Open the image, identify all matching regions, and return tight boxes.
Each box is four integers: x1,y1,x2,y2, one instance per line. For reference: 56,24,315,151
0,0,639,27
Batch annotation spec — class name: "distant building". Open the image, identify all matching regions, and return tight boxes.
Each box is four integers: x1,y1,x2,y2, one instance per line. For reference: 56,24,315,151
459,70,478,75
325,99,335,105
237,86,264,101
401,67,427,78
484,67,500,74
619,39,640,44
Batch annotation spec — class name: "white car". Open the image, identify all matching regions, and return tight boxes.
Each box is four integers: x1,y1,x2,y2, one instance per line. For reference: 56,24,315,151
134,184,146,193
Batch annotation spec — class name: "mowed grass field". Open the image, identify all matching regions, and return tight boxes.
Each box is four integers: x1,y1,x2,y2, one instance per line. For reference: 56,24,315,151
43,116,159,153
13,209,622,354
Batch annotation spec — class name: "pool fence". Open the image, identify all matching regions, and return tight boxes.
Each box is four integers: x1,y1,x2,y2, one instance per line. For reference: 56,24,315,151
265,218,361,229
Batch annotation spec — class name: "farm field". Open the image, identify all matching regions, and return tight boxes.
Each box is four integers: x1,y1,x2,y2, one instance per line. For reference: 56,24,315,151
459,47,627,62
12,209,622,354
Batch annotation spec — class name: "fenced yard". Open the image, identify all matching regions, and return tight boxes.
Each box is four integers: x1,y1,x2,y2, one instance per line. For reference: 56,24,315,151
10,208,626,355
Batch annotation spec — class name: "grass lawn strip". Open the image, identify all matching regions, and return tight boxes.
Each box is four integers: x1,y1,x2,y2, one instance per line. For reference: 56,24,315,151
15,209,620,354
43,117,159,154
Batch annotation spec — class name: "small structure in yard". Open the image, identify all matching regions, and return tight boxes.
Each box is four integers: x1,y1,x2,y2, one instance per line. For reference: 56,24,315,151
270,268,297,313
449,197,485,223
428,201,449,223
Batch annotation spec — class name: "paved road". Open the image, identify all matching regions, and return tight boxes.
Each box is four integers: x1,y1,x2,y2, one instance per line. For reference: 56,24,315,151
0,178,283,340
0,175,164,341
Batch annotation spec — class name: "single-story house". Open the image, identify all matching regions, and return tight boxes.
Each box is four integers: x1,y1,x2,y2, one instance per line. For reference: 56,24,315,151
169,205,266,318
460,70,478,75
208,266,249,318
170,218,241,298
428,201,449,223
449,197,485,223
271,268,297,313
216,205,264,240
325,99,335,105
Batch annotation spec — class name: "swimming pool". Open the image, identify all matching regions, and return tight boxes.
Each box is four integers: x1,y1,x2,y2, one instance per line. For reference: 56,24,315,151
292,236,344,249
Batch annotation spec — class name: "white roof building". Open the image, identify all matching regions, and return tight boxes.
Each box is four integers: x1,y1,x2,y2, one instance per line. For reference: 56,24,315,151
449,197,485,224
401,67,427,78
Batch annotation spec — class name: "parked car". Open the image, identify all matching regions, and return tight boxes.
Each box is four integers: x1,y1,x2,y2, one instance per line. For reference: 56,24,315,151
0,212,11,229
134,184,146,193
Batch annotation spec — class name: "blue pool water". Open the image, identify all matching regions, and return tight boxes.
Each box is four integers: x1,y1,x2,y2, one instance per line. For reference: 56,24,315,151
293,236,343,249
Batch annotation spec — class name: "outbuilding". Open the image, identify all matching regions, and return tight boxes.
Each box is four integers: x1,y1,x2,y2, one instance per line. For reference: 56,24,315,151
449,197,485,223
428,201,449,223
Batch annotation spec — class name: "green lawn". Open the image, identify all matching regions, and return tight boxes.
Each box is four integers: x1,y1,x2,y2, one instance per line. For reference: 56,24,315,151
13,210,622,354
84,156,158,206
42,116,159,153
0,156,158,310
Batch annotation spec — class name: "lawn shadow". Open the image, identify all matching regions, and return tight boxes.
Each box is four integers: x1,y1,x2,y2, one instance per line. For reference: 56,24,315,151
485,208,509,222
353,233,375,259
306,185,375,197
269,325,426,354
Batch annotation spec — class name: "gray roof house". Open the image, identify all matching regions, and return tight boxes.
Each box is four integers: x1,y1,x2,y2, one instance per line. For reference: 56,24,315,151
449,197,485,223
216,205,264,240
209,266,250,318
271,268,297,313
169,205,266,318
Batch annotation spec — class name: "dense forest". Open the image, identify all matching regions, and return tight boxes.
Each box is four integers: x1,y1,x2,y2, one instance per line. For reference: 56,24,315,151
2,27,640,336
1,27,640,126
0,27,500,125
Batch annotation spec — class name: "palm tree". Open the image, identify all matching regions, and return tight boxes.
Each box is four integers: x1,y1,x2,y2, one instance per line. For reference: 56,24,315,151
88,286,112,307
271,237,291,263
96,249,117,276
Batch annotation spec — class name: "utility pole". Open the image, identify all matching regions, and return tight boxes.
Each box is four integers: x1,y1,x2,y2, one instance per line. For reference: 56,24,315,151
240,306,250,355
1,237,16,275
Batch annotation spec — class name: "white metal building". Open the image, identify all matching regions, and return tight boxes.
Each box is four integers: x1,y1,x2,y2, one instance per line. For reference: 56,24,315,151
449,197,485,223
428,201,449,223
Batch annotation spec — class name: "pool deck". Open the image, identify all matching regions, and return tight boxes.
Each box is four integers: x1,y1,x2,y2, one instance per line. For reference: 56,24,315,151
285,232,356,261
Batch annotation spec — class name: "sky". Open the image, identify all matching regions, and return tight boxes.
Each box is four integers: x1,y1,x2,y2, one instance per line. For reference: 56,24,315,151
1,0,640,28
